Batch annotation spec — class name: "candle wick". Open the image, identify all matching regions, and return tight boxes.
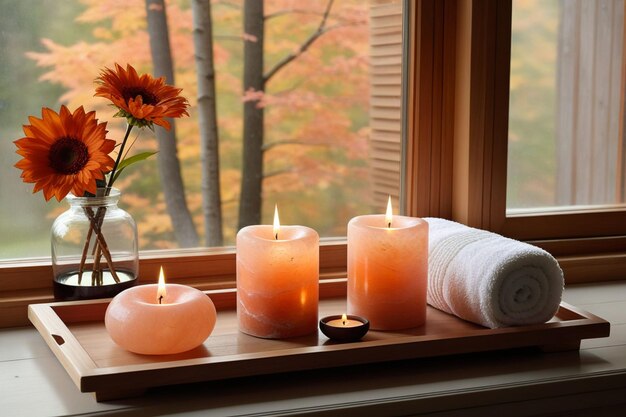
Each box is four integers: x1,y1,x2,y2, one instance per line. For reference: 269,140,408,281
342,319,346,326
388,221,391,228
158,295,163,305
275,232,278,240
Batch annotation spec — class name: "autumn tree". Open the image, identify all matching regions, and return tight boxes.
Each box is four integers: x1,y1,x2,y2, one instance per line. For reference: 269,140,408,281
239,0,265,228
238,0,367,229
25,0,218,249
24,0,370,248
192,0,223,247
146,0,199,247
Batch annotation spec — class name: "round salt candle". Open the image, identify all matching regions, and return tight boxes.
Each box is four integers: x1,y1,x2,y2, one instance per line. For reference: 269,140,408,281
347,214,428,330
237,225,319,339
105,284,217,355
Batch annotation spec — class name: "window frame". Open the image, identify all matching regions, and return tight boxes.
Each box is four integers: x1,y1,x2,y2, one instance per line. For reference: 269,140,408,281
3,0,626,328
0,241,349,327
404,0,626,282
446,0,626,280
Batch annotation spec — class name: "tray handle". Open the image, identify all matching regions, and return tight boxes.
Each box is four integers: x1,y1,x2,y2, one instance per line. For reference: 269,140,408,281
28,304,99,373
51,333,66,346
29,304,74,348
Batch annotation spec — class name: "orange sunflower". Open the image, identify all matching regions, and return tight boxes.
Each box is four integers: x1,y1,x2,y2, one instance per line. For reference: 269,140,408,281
14,106,116,202
94,63,189,130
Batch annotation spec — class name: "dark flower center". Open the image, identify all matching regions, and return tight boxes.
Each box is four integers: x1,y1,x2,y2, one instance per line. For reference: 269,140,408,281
48,137,89,175
122,86,159,105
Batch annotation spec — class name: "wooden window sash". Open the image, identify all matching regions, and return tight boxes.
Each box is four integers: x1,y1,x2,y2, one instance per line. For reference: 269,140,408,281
0,241,349,292
449,0,626,279
457,0,626,237
0,241,348,327
404,0,456,219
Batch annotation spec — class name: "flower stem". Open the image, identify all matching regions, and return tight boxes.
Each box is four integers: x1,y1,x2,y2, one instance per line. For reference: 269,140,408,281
84,207,121,283
77,208,96,284
77,123,134,283
107,123,134,190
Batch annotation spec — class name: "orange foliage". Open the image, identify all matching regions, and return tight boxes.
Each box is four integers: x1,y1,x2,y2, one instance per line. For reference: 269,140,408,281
28,0,372,246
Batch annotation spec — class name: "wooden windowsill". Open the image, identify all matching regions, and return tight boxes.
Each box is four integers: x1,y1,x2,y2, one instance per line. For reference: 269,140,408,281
1,281,626,416
0,240,349,328
2,249,622,328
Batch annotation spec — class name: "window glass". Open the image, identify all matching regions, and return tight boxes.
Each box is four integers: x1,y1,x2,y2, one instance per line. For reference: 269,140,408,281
0,0,403,259
507,0,626,211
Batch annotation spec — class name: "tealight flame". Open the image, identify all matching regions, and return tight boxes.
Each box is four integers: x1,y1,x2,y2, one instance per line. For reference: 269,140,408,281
341,313,347,326
157,266,166,304
273,204,280,240
385,195,393,228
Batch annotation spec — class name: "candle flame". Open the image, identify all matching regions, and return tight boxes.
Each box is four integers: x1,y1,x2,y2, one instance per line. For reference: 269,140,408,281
157,266,166,304
385,195,393,228
273,204,280,240
341,313,347,326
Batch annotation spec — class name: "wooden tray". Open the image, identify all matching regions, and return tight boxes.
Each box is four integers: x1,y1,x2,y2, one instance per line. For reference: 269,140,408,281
28,279,610,402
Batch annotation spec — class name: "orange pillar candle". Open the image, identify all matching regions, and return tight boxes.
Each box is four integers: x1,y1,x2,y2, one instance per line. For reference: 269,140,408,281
105,267,217,355
348,197,428,330
237,206,319,339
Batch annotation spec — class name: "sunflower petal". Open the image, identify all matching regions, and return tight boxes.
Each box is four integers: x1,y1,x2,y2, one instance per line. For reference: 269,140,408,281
14,105,113,202
94,63,189,127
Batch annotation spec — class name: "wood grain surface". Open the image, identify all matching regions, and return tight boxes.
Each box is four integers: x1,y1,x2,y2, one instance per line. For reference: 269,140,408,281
27,279,609,401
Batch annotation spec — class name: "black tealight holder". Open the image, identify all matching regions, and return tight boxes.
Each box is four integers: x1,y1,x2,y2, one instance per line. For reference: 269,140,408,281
319,314,369,342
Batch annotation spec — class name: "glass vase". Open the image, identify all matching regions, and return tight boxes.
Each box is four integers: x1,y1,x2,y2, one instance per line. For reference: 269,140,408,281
51,188,138,300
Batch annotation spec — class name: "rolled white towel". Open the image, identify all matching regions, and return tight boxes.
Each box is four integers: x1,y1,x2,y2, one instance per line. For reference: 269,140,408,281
425,218,564,328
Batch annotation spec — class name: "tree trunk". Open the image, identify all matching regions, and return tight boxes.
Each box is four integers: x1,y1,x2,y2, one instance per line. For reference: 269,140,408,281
191,0,224,246
238,0,265,229
145,0,200,247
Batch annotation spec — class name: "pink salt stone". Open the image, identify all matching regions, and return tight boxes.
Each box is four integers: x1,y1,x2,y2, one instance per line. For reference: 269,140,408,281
105,284,216,355
348,214,429,330
237,224,319,339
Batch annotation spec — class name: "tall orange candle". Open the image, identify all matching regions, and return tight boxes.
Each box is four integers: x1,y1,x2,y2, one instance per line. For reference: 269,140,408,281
348,197,428,330
237,206,319,339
